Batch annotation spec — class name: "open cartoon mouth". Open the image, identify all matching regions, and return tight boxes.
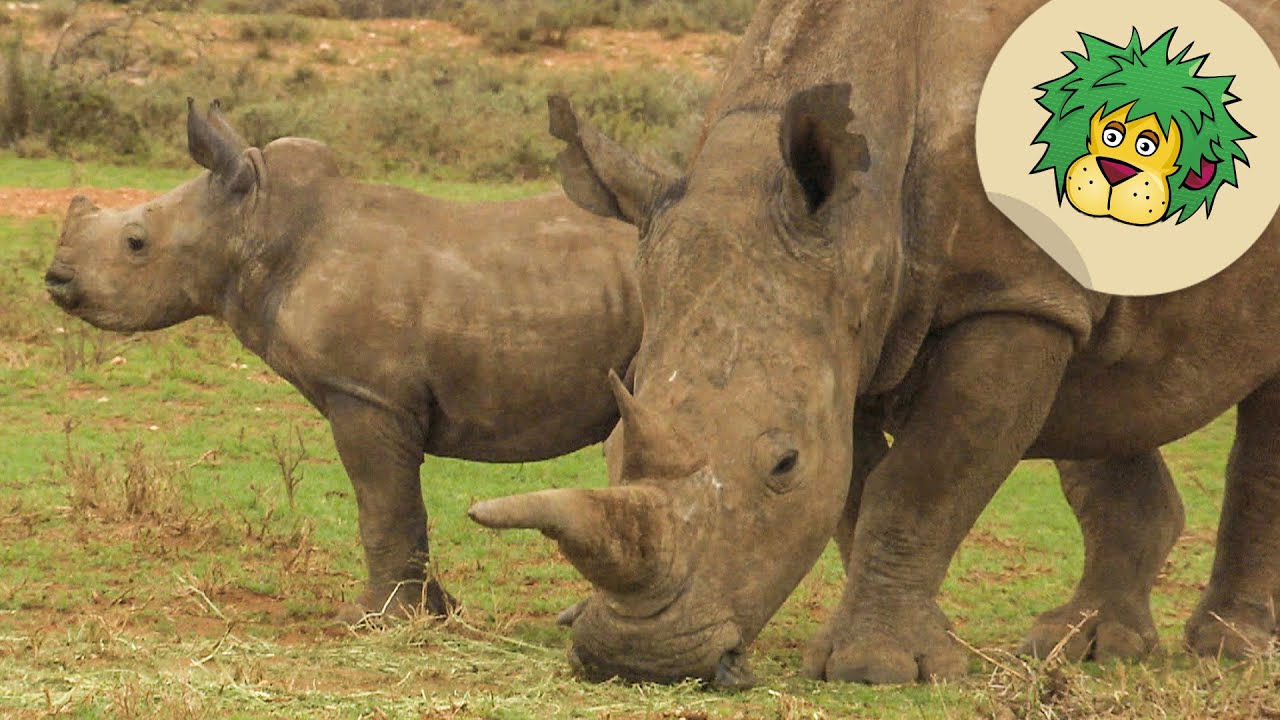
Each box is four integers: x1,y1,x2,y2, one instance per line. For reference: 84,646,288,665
1182,157,1218,191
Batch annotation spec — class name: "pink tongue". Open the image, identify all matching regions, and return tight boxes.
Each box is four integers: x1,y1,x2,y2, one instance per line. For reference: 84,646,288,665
1097,157,1139,186
1183,157,1217,191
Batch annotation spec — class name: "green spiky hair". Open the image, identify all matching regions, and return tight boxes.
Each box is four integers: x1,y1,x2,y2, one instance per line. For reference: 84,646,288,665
1030,27,1254,223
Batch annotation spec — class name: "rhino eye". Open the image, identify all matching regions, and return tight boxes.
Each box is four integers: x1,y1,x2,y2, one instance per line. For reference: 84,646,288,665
127,235,146,253
771,450,799,477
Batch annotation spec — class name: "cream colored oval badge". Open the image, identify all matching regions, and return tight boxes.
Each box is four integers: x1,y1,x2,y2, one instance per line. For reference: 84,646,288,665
977,0,1280,295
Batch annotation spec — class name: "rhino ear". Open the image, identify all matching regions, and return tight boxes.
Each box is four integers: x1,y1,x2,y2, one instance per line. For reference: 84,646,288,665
187,97,257,195
207,99,251,152
548,94,681,227
779,83,869,216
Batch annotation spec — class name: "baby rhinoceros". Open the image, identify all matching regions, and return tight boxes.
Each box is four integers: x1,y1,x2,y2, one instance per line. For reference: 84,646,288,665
44,98,642,621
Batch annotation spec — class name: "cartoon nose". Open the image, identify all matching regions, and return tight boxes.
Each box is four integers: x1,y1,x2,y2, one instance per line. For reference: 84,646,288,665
1097,157,1140,187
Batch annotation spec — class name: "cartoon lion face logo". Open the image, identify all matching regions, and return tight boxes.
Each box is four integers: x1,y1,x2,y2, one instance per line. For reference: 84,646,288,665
1031,27,1253,226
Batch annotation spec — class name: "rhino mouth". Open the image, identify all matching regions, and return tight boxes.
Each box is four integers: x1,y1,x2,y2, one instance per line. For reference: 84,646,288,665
44,268,84,311
566,597,750,687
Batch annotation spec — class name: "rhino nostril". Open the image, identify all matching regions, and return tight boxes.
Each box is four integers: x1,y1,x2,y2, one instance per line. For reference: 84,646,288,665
44,267,74,287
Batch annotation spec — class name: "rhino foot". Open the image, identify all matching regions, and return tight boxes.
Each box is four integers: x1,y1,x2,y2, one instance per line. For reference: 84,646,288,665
1018,600,1157,662
1185,594,1275,659
556,598,588,627
336,577,459,628
802,601,967,684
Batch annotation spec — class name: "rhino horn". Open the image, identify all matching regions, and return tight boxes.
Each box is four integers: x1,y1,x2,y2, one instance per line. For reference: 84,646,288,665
608,369,704,480
468,485,671,594
186,97,255,194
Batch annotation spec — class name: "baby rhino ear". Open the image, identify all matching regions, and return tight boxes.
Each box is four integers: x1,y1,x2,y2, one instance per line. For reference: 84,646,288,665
779,83,869,216
548,94,683,227
67,194,101,219
186,97,257,194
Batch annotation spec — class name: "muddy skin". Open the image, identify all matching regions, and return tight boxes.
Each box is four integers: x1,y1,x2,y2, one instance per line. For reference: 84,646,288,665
472,0,1280,685
46,99,643,623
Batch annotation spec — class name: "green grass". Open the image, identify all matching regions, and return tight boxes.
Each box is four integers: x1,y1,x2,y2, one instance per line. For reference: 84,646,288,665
0,155,198,191
1,162,1278,718
0,152,554,199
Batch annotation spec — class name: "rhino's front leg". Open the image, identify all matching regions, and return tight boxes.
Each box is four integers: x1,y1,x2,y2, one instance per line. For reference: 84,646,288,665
804,315,1073,684
833,412,891,571
1019,453,1184,661
326,394,455,624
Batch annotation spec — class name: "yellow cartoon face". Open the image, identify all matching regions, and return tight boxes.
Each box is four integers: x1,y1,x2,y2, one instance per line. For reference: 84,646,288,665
1065,103,1183,225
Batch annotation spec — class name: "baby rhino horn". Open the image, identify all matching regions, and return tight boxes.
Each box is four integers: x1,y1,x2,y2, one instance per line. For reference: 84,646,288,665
468,485,672,594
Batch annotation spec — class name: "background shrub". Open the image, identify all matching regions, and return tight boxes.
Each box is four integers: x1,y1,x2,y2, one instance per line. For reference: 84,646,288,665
0,2,726,179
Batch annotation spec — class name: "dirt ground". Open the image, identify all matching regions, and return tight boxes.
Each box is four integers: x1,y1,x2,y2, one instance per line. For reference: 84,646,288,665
0,187,161,219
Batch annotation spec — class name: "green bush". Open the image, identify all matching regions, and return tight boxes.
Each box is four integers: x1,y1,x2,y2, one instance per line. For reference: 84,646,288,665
441,0,755,38
236,14,314,42
2,44,148,158
283,0,756,32
285,0,341,17
335,0,434,19
38,0,76,29
2,40,28,144
3,26,711,182
451,0,579,53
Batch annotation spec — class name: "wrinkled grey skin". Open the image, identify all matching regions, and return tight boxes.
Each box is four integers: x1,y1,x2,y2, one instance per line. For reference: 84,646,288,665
46,100,642,620
469,0,1280,685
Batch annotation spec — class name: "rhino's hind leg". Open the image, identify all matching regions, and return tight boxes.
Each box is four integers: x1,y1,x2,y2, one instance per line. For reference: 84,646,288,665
327,394,456,625
804,315,1074,684
1019,453,1183,661
1186,378,1280,658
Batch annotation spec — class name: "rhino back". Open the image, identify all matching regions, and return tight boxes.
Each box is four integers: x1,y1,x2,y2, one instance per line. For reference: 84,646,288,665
262,182,641,461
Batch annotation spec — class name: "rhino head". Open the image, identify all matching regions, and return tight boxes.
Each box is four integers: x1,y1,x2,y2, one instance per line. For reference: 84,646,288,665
470,85,900,685
45,98,338,333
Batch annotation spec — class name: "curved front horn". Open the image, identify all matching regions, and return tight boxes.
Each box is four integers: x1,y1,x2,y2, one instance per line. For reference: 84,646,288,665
608,370,704,480
468,485,672,594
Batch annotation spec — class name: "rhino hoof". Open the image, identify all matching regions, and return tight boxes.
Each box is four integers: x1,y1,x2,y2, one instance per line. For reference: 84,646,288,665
1185,603,1274,659
556,599,587,627
338,578,460,629
803,617,967,684
1018,605,1156,662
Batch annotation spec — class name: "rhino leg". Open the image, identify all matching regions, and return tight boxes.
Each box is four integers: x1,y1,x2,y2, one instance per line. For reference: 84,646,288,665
1019,452,1183,661
1186,378,1280,658
834,413,890,572
804,315,1073,684
326,395,455,624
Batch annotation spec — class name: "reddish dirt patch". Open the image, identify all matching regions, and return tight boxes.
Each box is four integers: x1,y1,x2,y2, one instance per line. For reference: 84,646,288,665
0,186,161,220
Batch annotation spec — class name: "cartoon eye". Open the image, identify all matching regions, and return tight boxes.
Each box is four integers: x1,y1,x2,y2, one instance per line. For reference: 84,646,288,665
1101,122,1125,148
1135,131,1159,157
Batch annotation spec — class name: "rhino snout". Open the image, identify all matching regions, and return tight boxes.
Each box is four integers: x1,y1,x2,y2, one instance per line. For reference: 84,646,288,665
44,264,82,309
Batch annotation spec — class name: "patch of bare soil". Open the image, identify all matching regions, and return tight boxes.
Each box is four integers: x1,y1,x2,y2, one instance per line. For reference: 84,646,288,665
0,186,161,219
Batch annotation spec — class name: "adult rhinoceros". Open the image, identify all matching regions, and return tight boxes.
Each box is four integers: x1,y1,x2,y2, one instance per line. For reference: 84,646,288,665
45,99,642,622
470,0,1280,686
